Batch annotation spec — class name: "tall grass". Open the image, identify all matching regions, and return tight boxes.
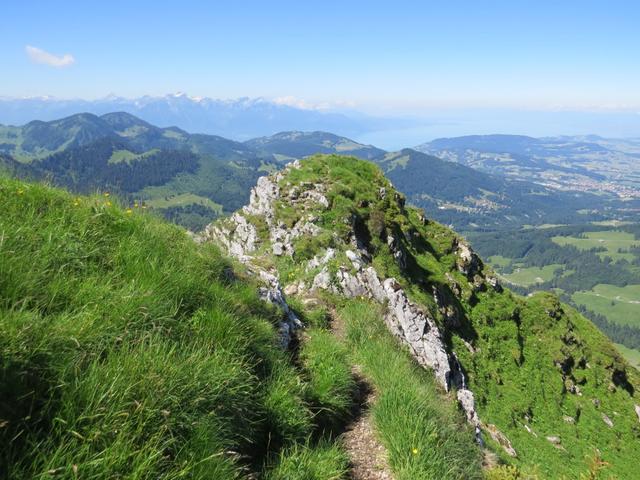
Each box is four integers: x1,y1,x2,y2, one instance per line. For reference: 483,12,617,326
0,178,347,478
264,440,349,480
300,328,355,433
339,299,483,480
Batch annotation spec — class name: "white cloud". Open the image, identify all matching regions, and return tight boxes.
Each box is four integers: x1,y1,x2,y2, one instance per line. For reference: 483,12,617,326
25,45,75,68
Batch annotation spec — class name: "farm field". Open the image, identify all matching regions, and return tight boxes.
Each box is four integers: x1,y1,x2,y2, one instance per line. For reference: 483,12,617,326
499,263,562,287
572,283,640,327
551,230,639,262
487,255,512,268
145,193,224,212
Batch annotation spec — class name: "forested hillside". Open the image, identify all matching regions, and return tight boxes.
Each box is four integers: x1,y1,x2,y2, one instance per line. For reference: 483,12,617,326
0,112,277,230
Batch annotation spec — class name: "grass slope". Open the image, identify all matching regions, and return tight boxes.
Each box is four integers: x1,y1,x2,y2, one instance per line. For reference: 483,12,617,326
0,177,354,479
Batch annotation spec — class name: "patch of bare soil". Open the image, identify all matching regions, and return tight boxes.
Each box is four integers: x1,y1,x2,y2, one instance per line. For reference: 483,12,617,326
341,370,393,480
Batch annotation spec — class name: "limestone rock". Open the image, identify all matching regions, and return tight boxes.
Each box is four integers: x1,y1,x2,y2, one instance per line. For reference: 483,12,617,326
457,389,480,426
272,242,285,256
257,271,303,348
486,424,517,457
307,248,336,270
311,267,333,291
345,249,364,270
455,240,482,278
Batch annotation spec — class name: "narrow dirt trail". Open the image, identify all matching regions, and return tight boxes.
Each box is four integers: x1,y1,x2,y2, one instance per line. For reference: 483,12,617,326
329,308,394,480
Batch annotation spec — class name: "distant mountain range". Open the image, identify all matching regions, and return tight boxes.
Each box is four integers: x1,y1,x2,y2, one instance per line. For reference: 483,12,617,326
1,112,634,231
0,94,404,140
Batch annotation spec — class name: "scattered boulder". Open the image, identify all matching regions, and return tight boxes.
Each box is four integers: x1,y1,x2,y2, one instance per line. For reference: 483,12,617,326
546,436,564,450
283,284,298,296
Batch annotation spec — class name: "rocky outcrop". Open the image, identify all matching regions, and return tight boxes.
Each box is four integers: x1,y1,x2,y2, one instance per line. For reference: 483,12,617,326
257,270,303,347
197,212,259,262
306,246,485,437
455,240,482,278
199,166,485,442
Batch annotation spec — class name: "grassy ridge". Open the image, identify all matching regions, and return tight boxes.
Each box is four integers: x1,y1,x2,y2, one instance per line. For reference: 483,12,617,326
263,155,640,478
0,177,350,479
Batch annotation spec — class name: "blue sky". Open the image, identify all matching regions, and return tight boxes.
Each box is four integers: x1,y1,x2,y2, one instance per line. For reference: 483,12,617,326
2,0,640,113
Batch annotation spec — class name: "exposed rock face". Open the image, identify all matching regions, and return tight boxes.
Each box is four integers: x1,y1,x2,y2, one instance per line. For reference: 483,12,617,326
635,404,640,423
200,212,258,262
199,165,485,440
546,436,561,446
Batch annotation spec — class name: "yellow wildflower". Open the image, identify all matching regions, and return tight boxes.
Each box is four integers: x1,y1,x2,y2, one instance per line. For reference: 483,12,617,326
412,448,418,455
126,209,133,215
103,192,110,197
106,201,112,207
